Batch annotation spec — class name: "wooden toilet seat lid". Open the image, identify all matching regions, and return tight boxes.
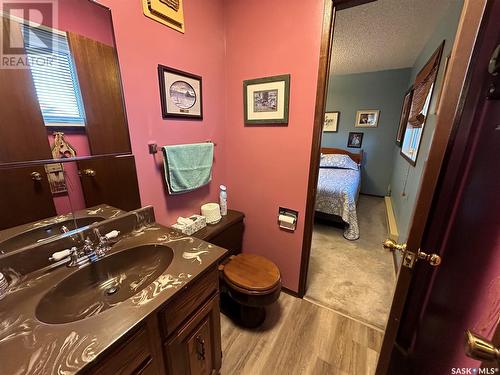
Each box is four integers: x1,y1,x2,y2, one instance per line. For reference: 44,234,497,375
223,254,281,292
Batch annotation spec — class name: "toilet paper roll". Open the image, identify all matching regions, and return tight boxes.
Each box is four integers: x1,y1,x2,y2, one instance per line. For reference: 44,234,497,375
278,214,296,224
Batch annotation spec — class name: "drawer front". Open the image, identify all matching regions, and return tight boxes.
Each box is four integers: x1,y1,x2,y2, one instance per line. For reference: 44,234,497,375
85,326,154,375
160,267,218,337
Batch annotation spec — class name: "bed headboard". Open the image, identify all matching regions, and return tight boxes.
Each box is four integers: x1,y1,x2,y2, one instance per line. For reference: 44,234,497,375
320,147,363,165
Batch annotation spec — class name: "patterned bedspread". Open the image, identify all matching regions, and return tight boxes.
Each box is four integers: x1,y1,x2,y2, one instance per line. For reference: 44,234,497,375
315,167,361,240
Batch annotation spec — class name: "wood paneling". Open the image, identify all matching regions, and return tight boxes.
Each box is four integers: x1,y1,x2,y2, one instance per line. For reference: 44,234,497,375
78,155,141,211
68,32,131,155
0,18,51,163
0,165,56,230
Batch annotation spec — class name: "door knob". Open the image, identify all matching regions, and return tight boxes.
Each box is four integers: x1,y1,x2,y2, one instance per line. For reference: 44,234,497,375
383,239,442,267
465,330,500,363
80,169,96,177
30,171,42,181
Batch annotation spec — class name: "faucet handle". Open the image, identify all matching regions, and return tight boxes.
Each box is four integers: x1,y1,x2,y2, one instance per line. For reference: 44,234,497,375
49,249,72,262
105,230,120,240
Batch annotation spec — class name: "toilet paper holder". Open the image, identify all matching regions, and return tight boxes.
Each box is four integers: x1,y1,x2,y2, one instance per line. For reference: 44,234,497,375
278,207,298,232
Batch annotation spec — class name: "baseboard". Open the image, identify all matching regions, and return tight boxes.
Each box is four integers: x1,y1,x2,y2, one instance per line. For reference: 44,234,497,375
384,196,401,274
282,286,300,298
359,192,386,198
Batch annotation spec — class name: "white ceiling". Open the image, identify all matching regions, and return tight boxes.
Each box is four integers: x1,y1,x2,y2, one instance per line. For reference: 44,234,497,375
331,0,455,75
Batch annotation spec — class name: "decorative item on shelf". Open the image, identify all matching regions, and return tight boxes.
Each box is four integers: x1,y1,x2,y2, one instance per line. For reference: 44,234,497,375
347,132,364,148
142,0,185,33
51,132,76,159
243,74,291,125
201,203,222,224
396,88,414,147
158,65,203,120
46,132,75,195
323,111,339,132
44,163,67,195
172,215,207,235
355,110,380,128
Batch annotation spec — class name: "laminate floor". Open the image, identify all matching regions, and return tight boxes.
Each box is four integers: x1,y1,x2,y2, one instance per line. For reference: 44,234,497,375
220,293,384,375
306,195,396,329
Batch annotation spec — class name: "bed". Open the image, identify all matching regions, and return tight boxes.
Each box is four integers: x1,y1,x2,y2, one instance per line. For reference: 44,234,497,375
315,148,362,240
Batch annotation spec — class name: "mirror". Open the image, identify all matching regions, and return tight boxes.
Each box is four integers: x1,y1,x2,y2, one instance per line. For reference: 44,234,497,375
0,2,140,255
0,0,130,165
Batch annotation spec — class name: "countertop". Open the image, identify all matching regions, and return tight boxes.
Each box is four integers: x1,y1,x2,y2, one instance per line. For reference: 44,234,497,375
0,221,227,374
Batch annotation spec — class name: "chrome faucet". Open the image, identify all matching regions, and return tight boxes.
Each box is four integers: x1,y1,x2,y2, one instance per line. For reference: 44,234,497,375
51,229,121,267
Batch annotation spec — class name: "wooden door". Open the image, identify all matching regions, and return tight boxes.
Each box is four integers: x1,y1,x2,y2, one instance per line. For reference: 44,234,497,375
395,1,500,372
78,155,141,212
165,294,222,375
0,17,52,163
376,0,491,373
67,32,131,156
0,165,56,230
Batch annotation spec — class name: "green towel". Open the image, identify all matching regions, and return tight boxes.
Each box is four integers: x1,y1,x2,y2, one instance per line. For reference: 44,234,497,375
162,143,214,194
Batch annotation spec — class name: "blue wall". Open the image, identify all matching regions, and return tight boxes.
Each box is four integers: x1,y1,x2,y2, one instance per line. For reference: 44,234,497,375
389,1,463,241
322,68,412,196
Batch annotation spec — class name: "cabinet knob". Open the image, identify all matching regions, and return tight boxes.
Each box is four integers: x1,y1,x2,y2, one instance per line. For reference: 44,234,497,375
30,172,42,181
80,169,96,177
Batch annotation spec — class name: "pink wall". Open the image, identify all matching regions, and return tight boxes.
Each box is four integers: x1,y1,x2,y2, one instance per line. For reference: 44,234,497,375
100,0,227,227
224,0,324,291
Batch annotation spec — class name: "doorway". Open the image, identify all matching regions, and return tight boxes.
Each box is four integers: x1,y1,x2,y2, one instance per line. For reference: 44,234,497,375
303,0,464,331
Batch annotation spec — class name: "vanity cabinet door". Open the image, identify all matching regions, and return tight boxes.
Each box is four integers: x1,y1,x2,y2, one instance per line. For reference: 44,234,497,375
164,293,222,375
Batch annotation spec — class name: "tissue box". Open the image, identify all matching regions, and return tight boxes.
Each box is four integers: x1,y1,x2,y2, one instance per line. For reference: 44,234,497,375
172,215,207,236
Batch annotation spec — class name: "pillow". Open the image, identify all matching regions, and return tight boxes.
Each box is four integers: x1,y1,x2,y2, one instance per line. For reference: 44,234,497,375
320,153,359,170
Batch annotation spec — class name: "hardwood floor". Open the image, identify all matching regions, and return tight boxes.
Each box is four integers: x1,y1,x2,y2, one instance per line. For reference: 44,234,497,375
220,293,384,375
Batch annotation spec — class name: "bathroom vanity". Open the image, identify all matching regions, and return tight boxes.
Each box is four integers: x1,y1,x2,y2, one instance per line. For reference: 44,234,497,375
0,208,227,375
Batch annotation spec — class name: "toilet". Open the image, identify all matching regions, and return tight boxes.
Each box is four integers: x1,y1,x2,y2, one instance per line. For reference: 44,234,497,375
219,253,281,328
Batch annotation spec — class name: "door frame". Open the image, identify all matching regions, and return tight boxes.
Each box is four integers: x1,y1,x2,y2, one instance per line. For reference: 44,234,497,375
298,0,488,372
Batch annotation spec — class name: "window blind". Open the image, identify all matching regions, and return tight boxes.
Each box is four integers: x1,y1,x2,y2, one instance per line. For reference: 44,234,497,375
22,25,86,126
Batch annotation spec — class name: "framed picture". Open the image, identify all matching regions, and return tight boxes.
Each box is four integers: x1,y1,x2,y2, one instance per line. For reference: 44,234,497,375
158,65,203,119
323,111,339,132
355,110,380,128
243,74,290,125
396,88,414,147
347,132,364,148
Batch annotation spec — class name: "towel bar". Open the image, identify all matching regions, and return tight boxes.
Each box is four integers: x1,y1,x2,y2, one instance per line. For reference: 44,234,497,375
148,141,216,155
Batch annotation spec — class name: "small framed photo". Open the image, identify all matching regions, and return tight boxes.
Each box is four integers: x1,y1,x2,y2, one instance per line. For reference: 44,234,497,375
243,74,290,125
355,110,380,128
347,132,364,148
158,65,203,119
323,111,339,132
396,88,413,147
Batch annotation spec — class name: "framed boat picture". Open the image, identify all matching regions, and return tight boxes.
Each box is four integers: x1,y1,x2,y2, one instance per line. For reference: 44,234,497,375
243,74,290,125
158,65,203,120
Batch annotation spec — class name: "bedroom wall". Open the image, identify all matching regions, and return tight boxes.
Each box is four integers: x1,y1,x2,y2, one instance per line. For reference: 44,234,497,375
224,0,324,291
389,0,463,241
322,68,411,196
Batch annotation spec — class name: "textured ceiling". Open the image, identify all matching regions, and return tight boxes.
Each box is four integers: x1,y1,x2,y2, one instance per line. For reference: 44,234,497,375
331,0,455,75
